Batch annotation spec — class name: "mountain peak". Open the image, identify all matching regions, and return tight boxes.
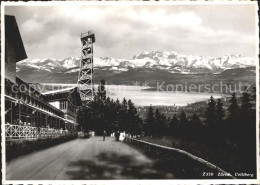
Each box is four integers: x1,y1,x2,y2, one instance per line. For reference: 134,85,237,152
17,51,255,75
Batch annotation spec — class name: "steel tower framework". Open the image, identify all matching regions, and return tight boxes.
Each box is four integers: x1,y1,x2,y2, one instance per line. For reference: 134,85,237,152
77,31,95,106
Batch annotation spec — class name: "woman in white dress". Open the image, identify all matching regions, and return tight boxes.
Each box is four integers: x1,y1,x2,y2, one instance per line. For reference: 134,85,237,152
119,131,125,141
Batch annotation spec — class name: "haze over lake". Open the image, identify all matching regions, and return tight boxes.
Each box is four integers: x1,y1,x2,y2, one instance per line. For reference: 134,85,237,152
99,85,224,106
41,84,223,106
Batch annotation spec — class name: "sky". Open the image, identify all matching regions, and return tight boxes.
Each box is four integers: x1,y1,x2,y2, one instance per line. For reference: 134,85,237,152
5,3,257,60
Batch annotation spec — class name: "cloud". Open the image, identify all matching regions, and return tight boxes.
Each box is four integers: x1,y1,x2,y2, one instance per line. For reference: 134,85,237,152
133,10,202,29
21,17,43,33
5,4,257,59
27,31,81,59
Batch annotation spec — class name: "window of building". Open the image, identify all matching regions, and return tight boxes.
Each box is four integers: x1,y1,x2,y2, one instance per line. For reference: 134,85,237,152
60,100,67,109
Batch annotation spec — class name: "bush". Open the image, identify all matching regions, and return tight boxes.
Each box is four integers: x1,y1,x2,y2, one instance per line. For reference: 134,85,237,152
6,134,77,161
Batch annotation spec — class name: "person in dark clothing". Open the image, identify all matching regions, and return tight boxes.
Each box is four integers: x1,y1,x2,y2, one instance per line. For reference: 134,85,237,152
115,131,120,141
103,130,107,141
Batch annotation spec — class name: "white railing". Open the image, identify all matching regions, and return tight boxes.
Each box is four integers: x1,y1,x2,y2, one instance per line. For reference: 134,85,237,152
5,124,70,140
5,124,38,139
39,128,69,138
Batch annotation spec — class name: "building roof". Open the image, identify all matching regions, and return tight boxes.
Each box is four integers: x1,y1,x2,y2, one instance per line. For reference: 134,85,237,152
42,87,75,95
43,87,82,107
5,15,27,63
5,77,64,116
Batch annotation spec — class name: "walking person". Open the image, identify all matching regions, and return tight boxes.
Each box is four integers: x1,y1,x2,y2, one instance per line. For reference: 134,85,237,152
103,130,107,141
115,131,120,141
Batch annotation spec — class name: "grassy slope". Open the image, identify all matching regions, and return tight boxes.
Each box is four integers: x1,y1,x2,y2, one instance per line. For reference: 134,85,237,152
140,135,256,178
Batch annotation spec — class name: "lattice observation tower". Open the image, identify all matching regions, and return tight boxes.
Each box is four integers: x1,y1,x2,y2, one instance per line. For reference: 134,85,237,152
77,31,95,106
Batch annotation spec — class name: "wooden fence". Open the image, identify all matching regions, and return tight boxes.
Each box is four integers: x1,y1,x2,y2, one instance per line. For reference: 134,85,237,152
125,137,235,179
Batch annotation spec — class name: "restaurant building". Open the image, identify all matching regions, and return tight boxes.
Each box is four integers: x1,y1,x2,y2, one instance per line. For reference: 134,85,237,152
42,87,82,130
4,15,80,139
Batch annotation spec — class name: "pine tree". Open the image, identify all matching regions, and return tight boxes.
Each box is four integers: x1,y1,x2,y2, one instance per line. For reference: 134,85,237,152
190,113,202,139
179,111,188,137
166,117,171,129
179,111,188,125
160,113,167,135
97,79,106,100
154,108,166,135
117,98,128,131
78,90,143,136
205,96,216,127
226,92,240,142
112,99,120,132
115,98,121,110
227,92,239,124
250,86,256,102
239,92,255,148
155,108,161,133
127,99,140,134
190,113,201,129
128,99,137,115
170,114,179,135
144,105,154,136
240,92,253,119
216,99,225,124
105,97,111,105
122,98,128,111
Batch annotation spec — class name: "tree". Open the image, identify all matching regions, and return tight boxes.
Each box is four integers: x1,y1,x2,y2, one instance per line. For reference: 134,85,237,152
179,111,188,137
128,99,137,115
153,108,167,136
127,99,141,134
205,96,216,127
77,89,143,136
189,113,203,140
144,105,154,136
239,92,256,171
213,98,226,143
169,114,179,136
154,108,161,135
77,105,92,131
115,98,121,110
227,92,240,142
122,98,128,111
160,113,167,135
97,79,106,100
239,92,255,148
240,92,253,120
117,98,128,131
250,86,256,102
216,99,225,124
179,111,188,125
227,93,240,125
190,113,201,130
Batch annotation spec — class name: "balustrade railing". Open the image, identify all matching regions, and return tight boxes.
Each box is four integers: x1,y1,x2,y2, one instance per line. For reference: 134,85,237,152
5,124,70,140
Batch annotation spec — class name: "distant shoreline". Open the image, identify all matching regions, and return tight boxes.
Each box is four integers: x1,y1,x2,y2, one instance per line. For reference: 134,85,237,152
35,83,242,95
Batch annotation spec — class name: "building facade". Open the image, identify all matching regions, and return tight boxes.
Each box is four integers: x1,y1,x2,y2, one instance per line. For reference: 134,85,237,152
5,77,66,129
42,87,82,130
4,15,80,139
5,15,27,83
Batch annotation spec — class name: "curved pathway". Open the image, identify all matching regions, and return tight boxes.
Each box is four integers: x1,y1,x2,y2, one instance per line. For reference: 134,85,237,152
6,137,175,180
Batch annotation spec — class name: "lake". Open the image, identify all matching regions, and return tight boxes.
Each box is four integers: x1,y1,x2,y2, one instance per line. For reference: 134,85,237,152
40,83,224,107
100,85,224,106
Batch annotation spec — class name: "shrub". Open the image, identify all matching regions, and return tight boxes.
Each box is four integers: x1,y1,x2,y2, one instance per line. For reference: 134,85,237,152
6,134,77,161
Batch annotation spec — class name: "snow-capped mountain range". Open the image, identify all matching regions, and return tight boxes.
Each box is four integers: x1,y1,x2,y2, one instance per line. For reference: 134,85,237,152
17,51,255,74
